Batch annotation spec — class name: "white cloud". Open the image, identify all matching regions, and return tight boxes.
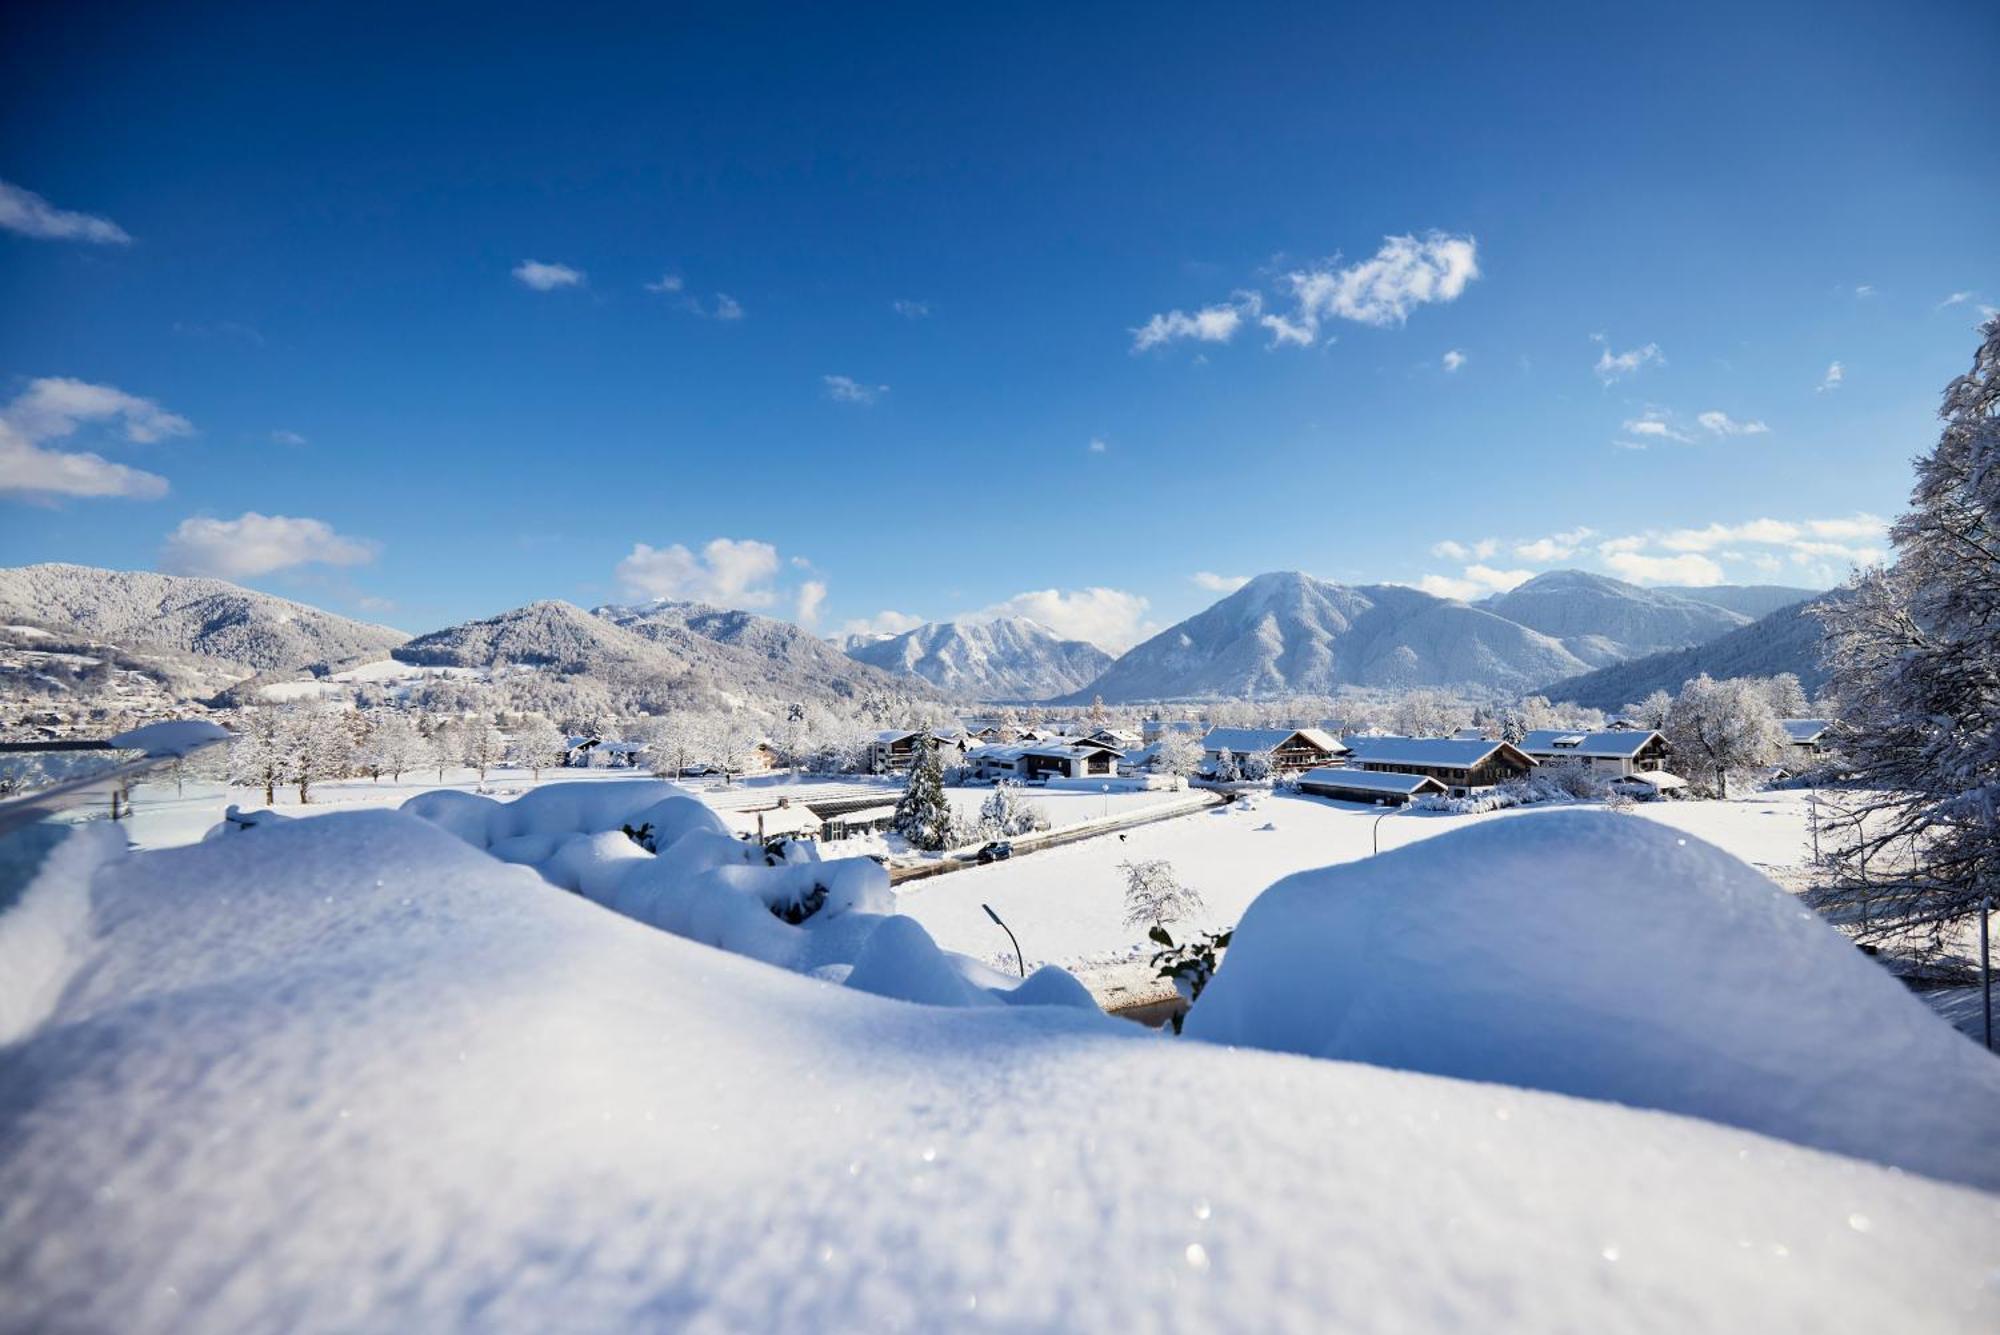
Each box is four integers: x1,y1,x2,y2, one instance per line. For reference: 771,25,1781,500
1612,439,1649,451
711,293,745,320
1622,408,1689,442
973,587,1154,653
794,580,827,627
892,299,930,319
513,260,584,291
1416,563,1533,601
1441,349,1466,373
1591,512,1887,586
615,537,784,608
1938,291,1972,309
1696,410,1769,436
0,377,193,501
1854,284,1876,298
1131,291,1261,352
838,610,926,639
1280,232,1480,336
1602,551,1727,586
270,429,308,447
823,374,887,405
1087,437,1108,454
644,273,685,293
1513,527,1594,562
160,512,377,579
1818,361,1844,392
1593,340,1665,384
1191,571,1250,594
0,179,130,244
1429,537,1499,562
1258,312,1316,348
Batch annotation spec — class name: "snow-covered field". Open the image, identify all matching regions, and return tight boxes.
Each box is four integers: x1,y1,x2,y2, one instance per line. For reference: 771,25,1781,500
3,807,1996,1332
895,788,1825,974
111,766,1193,854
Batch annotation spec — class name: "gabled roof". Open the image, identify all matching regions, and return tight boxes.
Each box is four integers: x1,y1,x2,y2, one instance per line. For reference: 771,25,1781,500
1781,719,1832,744
1517,729,1666,760
868,729,922,744
1296,767,1448,797
970,738,1123,763
1342,735,1535,771
1201,726,1348,756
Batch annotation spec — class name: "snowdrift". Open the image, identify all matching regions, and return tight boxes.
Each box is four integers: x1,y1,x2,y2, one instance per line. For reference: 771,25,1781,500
1186,810,2000,1189
397,779,1090,1010
2,811,1997,1332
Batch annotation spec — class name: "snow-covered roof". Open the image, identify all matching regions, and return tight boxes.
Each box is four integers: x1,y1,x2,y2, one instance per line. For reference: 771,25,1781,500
719,805,823,837
1781,719,1832,744
1616,770,1688,790
971,739,1121,763
1517,729,1665,760
1201,727,1347,756
829,804,899,823
869,729,922,744
1295,768,1447,796
1341,735,1530,770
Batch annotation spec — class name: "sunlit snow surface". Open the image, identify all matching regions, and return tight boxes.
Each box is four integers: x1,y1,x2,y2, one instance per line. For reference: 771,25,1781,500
1,810,1997,1331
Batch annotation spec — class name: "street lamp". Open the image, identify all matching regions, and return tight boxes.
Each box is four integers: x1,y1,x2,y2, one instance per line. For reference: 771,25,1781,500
982,903,1026,978
1373,809,1392,856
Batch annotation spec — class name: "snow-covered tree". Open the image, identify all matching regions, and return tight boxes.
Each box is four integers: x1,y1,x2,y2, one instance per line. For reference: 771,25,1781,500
1088,694,1107,727
428,718,459,781
1816,315,2000,952
510,714,567,780
460,719,506,781
1153,729,1203,779
228,705,287,805
358,711,425,781
995,707,1020,743
1628,689,1674,731
1210,748,1239,782
1757,672,1812,720
282,705,354,804
891,737,956,851
1239,750,1273,782
976,782,1052,839
1120,858,1204,931
1392,688,1471,738
1663,674,1787,798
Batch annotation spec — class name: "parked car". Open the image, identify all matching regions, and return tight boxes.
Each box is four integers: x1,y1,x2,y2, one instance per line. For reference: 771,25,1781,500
975,841,1014,865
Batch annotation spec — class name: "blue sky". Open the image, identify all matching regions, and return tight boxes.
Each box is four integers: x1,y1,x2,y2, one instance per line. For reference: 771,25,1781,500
2,0,1995,650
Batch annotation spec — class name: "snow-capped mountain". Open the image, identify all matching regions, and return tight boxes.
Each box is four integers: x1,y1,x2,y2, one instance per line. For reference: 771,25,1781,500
842,616,1114,701
1651,583,1821,620
1478,570,1750,664
1073,571,1595,701
593,598,939,703
0,563,407,675
395,600,666,674
1538,596,1835,709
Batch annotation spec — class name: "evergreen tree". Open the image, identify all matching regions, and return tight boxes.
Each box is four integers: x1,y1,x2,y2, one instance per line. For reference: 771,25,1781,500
1817,316,2000,952
892,739,955,851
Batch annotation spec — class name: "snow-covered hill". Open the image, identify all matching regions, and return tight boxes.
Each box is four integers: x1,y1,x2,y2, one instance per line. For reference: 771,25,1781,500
595,598,941,703
1539,596,1835,709
0,563,407,675
1653,582,1820,620
1479,570,1750,663
1074,571,1593,701
842,616,1114,701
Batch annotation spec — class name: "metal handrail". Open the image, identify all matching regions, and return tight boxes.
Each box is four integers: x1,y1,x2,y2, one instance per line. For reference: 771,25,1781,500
0,736,229,839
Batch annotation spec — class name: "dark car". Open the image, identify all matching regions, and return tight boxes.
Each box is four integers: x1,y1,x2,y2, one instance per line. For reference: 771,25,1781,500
975,841,1014,865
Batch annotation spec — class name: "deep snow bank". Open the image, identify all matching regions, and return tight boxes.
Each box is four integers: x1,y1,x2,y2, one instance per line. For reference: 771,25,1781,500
1185,809,2000,1189
397,779,1090,1010
2,810,1997,1333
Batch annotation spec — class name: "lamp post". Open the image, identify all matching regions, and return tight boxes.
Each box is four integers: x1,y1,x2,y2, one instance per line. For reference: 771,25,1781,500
1982,894,1993,1053
983,903,1026,978
1373,810,1391,856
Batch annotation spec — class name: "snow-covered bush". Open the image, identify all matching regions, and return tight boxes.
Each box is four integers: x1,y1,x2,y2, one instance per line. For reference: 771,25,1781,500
1186,811,2000,1188
976,782,1052,839
1209,749,1239,782
1239,750,1272,782
1121,858,1203,931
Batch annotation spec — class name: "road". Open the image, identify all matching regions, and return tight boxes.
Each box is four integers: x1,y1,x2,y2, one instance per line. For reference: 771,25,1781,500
887,789,1232,885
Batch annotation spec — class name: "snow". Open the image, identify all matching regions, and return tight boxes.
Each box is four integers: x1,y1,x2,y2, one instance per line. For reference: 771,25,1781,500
2,809,1996,1331
1186,811,2000,1190
395,779,1089,1011
107,718,232,757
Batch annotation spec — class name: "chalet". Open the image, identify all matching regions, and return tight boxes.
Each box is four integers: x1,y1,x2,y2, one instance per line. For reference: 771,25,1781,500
1781,719,1833,754
1517,729,1673,779
1341,735,1537,795
1201,727,1348,776
1296,767,1449,807
968,739,1123,783
1081,726,1143,751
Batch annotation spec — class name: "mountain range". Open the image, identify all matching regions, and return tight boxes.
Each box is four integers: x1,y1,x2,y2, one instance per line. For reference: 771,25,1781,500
0,563,1831,714
0,563,407,676
841,618,1113,701
1537,596,1835,711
